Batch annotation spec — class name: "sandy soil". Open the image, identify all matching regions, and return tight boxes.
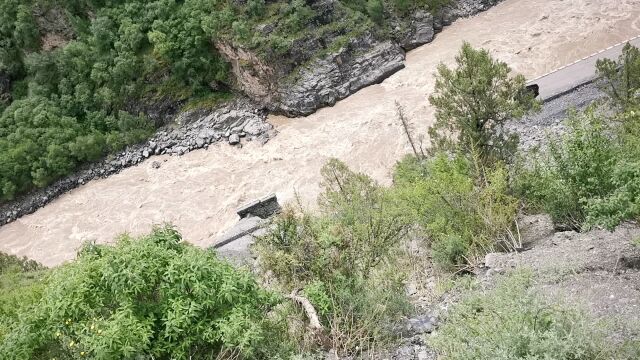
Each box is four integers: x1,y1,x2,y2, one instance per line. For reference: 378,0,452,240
2,0,640,266
484,215,640,342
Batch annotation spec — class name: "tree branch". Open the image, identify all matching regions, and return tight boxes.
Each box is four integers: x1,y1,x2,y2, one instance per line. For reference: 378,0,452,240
286,290,323,331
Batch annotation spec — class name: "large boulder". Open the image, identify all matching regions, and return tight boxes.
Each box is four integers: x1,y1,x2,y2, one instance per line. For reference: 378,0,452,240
400,11,435,50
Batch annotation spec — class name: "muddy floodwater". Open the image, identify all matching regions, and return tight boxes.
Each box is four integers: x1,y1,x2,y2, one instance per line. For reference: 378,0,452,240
2,0,640,266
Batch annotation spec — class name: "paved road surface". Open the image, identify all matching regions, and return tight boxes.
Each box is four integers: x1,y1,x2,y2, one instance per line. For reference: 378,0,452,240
530,35,640,101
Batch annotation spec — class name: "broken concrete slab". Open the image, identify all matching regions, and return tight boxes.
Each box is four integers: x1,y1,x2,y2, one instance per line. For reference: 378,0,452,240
236,193,280,219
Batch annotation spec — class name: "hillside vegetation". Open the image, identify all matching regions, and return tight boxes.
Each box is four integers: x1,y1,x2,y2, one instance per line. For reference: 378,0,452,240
0,0,447,201
2,40,640,358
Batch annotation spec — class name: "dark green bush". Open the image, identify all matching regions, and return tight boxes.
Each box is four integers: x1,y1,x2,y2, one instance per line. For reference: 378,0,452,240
428,42,538,166
393,153,519,269
0,226,283,359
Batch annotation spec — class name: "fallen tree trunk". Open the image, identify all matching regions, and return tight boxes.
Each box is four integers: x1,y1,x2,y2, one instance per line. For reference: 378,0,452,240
286,290,323,331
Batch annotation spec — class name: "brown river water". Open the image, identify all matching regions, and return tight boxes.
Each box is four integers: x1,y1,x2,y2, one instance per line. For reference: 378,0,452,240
2,0,640,266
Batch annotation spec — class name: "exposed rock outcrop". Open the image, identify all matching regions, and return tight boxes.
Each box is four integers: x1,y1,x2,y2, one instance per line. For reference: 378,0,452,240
33,5,75,51
0,98,275,226
217,0,503,117
274,36,406,116
434,0,502,30
397,10,435,51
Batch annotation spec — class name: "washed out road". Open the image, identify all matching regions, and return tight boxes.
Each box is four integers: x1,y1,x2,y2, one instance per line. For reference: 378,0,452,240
531,35,640,101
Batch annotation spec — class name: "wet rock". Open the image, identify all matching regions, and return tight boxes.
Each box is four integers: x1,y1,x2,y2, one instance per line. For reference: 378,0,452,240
228,133,240,145
401,11,435,50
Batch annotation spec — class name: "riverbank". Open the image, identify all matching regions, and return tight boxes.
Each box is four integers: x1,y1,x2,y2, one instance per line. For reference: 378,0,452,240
2,0,639,267
0,0,502,228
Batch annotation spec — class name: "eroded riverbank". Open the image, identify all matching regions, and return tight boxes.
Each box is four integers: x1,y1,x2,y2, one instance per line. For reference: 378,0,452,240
2,0,640,266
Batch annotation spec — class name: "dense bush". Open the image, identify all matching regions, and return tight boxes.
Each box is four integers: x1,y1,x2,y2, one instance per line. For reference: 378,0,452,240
428,42,538,166
514,105,640,231
0,252,47,342
430,270,626,359
514,107,617,229
254,159,410,355
393,153,519,269
596,42,640,110
0,226,284,359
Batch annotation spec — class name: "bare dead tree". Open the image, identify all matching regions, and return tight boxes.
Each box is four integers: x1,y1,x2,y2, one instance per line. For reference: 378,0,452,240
287,289,323,331
395,101,425,159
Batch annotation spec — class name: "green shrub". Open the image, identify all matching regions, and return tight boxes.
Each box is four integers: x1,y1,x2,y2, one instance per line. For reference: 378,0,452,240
514,107,620,230
393,153,519,269
431,270,618,359
584,159,640,230
428,42,538,166
366,0,384,23
0,226,282,359
0,251,44,273
255,159,410,355
0,252,47,342
596,43,640,110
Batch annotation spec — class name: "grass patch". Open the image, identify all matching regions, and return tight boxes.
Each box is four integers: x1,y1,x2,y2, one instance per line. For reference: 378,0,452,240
431,270,632,359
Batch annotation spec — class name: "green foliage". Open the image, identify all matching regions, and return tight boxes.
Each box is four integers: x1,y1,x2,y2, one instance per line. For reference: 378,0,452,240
393,153,519,269
255,159,410,355
516,44,640,231
428,43,538,166
585,159,640,230
0,0,234,199
0,252,47,344
430,270,621,359
0,226,282,359
514,107,627,230
0,251,44,273
596,42,640,110
366,0,384,24
0,96,152,199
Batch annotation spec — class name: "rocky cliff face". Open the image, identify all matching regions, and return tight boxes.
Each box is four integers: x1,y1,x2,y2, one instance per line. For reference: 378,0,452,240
440,0,502,24
217,0,502,117
274,35,406,116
